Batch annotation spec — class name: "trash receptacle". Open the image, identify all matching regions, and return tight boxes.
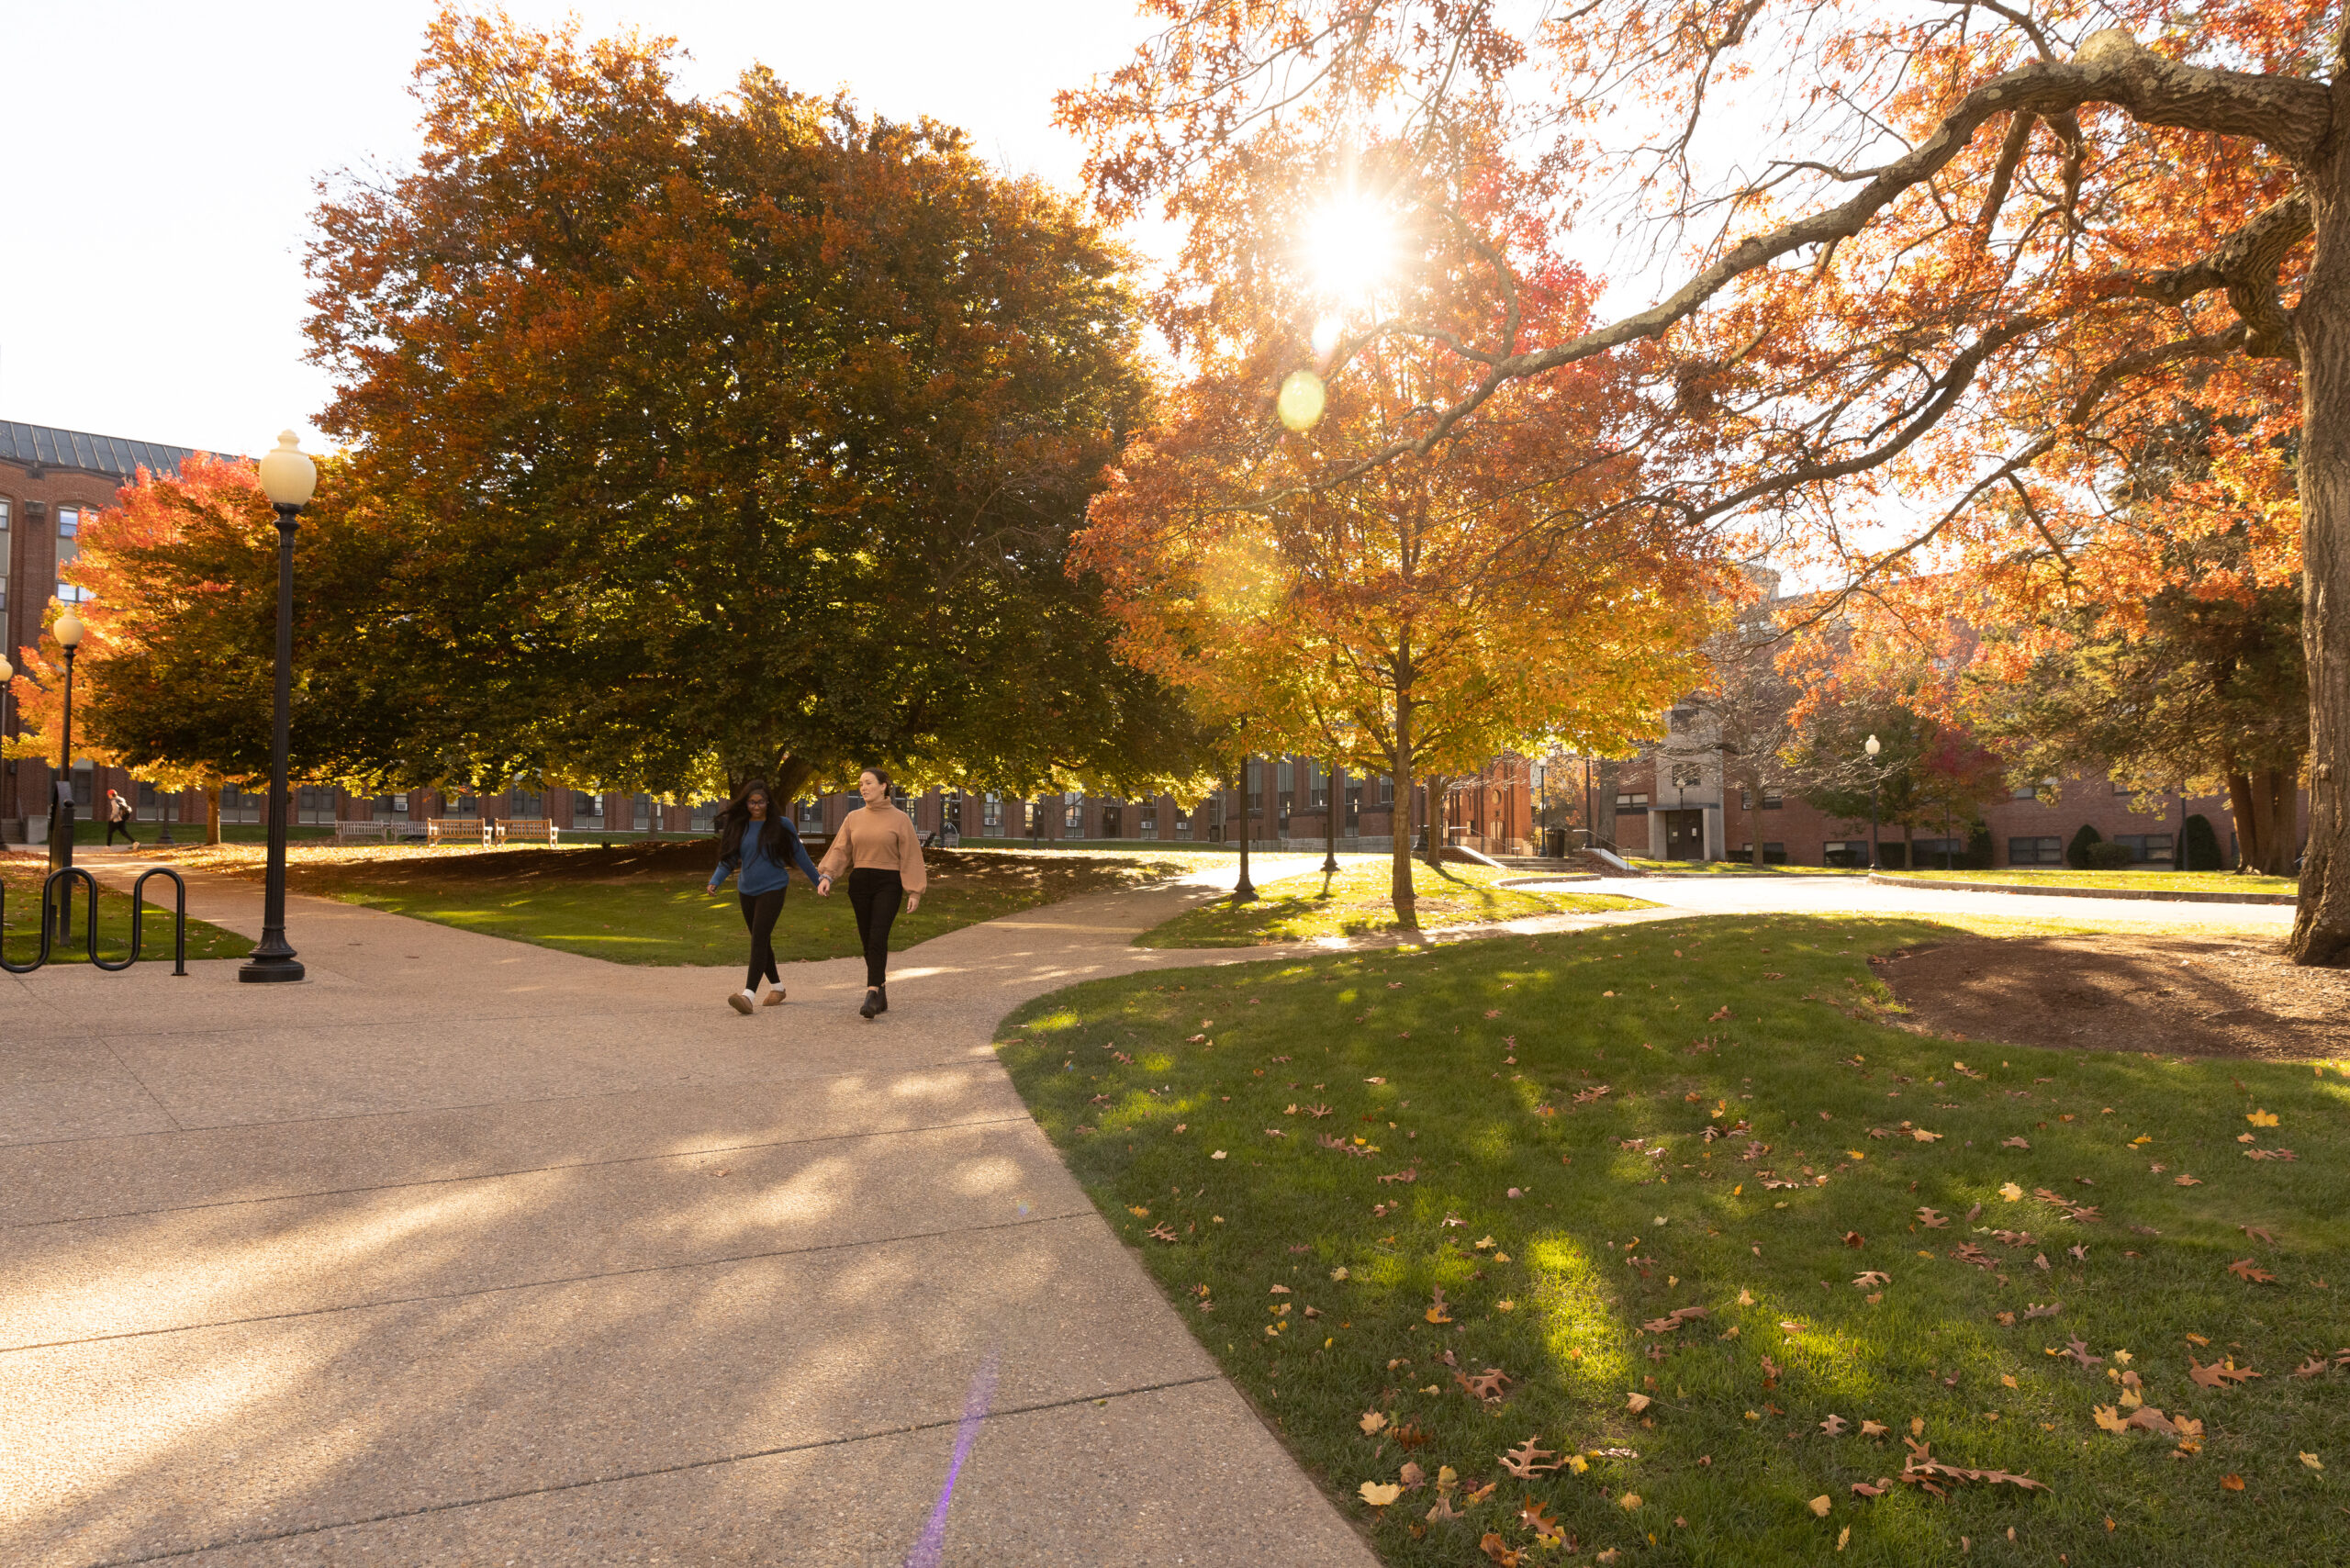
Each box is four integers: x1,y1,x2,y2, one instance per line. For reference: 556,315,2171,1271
1544,827,1568,859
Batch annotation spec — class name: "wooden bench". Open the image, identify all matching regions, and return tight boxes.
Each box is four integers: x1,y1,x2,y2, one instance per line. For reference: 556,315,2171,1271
332,821,397,843
425,817,491,846
492,817,557,846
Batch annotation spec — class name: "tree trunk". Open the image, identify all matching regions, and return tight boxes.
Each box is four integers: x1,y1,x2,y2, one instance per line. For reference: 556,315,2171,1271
1595,759,1619,855
2292,147,2350,961
2226,770,2260,871
205,785,222,846
2254,767,2300,879
1422,775,1449,865
1390,702,1416,926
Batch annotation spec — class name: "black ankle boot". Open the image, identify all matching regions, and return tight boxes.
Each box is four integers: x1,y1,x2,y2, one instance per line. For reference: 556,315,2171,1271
875,985,889,1014
859,989,881,1020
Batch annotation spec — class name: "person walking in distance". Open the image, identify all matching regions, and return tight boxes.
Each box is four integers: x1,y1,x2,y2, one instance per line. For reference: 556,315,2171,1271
816,767,926,1019
105,790,140,848
707,780,822,1016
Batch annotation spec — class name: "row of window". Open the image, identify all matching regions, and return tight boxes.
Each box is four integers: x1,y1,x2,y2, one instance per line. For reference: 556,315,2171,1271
0,498,97,609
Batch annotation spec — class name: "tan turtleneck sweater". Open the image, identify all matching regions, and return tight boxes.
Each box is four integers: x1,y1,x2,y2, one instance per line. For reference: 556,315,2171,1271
818,803,929,893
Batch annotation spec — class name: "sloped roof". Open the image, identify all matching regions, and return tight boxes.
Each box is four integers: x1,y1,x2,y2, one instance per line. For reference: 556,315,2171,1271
0,420,213,481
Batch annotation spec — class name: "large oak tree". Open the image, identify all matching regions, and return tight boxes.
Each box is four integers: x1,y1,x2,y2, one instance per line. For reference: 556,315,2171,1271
305,8,1206,805
1060,1,2348,960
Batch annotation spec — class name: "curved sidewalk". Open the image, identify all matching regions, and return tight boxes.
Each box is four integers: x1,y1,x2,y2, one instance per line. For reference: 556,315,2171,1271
0,857,1388,1568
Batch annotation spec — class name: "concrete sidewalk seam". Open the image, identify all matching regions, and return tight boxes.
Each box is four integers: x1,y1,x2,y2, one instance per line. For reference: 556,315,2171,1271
0,1057,1009,1152
74,1373,1229,1568
0,1208,1101,1355
5,1111,1042,1232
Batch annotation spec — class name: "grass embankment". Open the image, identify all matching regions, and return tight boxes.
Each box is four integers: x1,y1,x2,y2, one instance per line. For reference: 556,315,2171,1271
162,841,1184,966
0,857,252,965
999,914,2350,1567
1138,861,1653,948
1886,868,2298,897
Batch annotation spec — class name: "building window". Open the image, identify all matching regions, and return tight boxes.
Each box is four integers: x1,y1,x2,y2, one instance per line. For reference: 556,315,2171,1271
573,790,604,826
981,793,1002,831
1173,806,1192,841
1246,761,1263,818
1308,760,1329,810
1739,790,1784,810
2009,835,2064,865
2111,834,2174,865
1737,841,1788,865
635,794,658,831
690,799,722,832
1616,791,1650,812
1063,791,1084,834
1912,836,1964,867
1822,839,1871,868
372,792,408,822
1101,802,1125,838
795,797,823,830
218,784,263,823
1138,801,1158,839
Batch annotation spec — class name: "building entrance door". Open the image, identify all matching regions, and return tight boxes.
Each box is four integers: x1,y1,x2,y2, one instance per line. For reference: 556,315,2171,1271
1662,809,1707,860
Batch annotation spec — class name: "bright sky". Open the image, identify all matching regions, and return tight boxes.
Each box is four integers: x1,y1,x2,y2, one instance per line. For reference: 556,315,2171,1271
0,1,1159,459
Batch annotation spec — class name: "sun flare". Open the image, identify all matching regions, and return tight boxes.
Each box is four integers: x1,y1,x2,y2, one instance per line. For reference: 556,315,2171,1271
1300,195,1399,302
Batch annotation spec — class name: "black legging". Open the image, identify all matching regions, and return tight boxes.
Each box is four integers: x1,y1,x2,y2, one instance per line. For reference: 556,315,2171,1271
106,817,139,846
846,868,902,989
740,889,785,991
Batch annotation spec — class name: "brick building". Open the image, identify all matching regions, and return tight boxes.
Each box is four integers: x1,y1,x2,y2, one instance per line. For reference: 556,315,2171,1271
3,421,208,839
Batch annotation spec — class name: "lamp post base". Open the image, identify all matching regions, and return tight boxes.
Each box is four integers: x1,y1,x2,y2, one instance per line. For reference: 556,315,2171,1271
238,939,306,984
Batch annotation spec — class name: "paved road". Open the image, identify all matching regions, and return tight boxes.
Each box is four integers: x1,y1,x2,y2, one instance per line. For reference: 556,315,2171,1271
1598,871,2293,929
0,855,1387,1568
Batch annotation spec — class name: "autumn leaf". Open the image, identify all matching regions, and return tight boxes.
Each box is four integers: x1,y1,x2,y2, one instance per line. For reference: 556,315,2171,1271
2301,1452,2324,1471
1918,1207,1950,1228
1853,1271,1890,1288
1998,1182,2025,1201
2247,1109,2278,1126
2221,1474,2245,1492
2189,1355,2262,1388
1910,1129,1943,1143
2176,1173,2202,1185
1360,1481,1403,1506
2227,1258,2278,1284
1619,1492,1644,1509
1861,1419,1889,1438
2094,1406,2132,1434
1426,1286,1453,1324
2002,1137,2031,1150
1820,1414,1849,1436
1360,1411,1389,1435
1499,1437,1565,1477
1807,1495,1832,1518
1627,1392,1654,1413
1478,1533,1520,1566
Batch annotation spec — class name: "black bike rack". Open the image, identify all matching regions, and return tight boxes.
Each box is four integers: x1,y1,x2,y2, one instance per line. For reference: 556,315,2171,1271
1,866,189,977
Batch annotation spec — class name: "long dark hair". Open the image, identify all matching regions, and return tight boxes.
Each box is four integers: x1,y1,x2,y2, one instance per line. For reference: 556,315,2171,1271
717,779,790,857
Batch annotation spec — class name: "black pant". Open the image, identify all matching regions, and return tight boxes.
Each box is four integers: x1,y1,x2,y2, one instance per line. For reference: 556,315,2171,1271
739,889,785,991
106,818,138,846
846,868,902,989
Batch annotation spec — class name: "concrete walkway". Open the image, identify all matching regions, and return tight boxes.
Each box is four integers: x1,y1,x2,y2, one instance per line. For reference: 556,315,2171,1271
1,855,1408,1568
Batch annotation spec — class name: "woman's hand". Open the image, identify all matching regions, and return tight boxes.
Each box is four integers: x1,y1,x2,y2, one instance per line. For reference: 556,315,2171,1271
905,892,921,913
817,876,833,896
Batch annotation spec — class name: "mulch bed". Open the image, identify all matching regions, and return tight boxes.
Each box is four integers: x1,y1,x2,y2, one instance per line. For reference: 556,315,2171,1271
1876,932,2350,1060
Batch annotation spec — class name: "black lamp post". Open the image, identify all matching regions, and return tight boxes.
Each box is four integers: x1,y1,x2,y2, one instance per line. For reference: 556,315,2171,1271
1864,733,1883,872
240,431,316,984
47,612,85,945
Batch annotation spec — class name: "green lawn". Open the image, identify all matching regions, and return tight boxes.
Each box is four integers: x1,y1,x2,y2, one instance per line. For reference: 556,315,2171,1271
170,841,1185,966
998,913,2349,1566
1138,860,1653,947
0,858,252,966
1884,868,2298,897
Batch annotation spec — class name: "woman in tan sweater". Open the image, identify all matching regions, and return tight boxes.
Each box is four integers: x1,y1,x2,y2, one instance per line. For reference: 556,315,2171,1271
815,767,927,1019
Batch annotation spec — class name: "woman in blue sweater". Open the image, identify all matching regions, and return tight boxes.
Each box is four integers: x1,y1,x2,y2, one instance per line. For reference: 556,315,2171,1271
706,780,823,1014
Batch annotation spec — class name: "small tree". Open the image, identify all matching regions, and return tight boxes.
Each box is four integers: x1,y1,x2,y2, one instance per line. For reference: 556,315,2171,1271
2067,823,2106,870
2184,813,2226,871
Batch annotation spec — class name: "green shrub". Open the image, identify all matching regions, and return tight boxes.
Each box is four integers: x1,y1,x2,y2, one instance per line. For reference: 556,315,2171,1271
1965,820,1994,869
2065,823,2104,868
2182,812,2225,871
2085,840,2135,870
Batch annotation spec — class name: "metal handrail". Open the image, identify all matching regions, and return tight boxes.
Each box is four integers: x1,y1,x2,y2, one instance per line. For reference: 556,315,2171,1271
0,866,190,976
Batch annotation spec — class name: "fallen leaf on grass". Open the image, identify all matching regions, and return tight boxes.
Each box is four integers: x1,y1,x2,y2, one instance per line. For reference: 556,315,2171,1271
2189,1356,2262,1388
1499,1437,1564,1477
1998,1182,2025,1201
2176,1174,2203,1186
1861,1419,1889,1437
2221,1473,2244,1491
1360,1411,1388,1434
2301,1452,2324,1471
2247,1109,2278,1126
1619,1492,1644,1508
1426,1495,1461,1522
2227,1259,2278,1284
1820,1414,1849,1436
1918,1207,1950,1228
2002,1137,2031,1150
1853,1271,1890,1288
1360,1482,1402,1506
1911,1129,1943,1143
1426,1287,1452,1324
1479,1533,1519,1566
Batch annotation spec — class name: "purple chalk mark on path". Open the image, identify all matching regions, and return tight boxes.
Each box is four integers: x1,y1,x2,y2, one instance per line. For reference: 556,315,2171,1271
902,1350,1000,1568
